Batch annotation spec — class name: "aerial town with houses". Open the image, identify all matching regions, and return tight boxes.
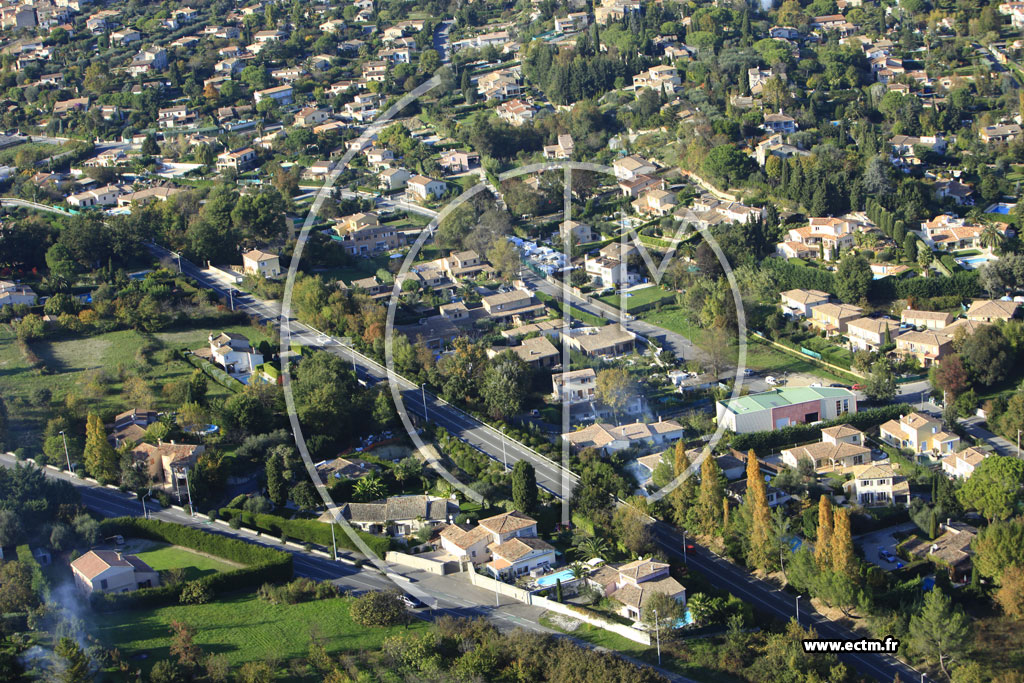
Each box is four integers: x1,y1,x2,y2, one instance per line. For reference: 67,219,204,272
0,0,1023,680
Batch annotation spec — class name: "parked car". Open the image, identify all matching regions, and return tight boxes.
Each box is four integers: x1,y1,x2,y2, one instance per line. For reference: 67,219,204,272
851,383,864,391
399,594,425,609
742,368,755,377
765,376,778,386
878,547,897,563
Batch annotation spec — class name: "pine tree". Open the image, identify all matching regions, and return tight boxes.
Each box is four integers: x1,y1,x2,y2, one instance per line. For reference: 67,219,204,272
696,455,725,537
722,496,730,532
746,450,773,572
831,507,856,578
54,637,91,683
83,413,117,482
815,495,833,570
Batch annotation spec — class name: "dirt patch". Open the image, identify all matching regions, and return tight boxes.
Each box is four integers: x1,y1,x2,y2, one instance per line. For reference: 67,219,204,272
545,612,581,632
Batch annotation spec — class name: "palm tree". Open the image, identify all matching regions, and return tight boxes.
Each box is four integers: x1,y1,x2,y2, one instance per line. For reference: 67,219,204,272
574,536,610,562
569,562,589,580
980,224,1004,253
353,472,386,502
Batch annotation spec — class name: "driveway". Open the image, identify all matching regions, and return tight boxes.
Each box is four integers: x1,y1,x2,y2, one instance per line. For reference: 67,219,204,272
854,522,918,571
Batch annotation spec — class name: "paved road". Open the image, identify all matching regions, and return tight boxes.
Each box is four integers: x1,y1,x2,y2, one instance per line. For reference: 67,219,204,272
432,20,453,63
0,197,71,215
145,243,928,681
652,523,924,683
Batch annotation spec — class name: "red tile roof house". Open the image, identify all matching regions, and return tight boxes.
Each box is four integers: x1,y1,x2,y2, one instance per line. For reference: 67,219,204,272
588,558,686,622
71,550,160,594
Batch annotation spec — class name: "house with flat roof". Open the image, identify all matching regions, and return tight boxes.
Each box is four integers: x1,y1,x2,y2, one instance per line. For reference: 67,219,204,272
716,387,857,434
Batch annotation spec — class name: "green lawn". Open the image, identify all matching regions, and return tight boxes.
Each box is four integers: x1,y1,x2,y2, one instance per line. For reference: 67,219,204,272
0,321,272,453
597,287,675,312
131,542,240,582
95,593,427,673
640,307,856,382
0,141,60,165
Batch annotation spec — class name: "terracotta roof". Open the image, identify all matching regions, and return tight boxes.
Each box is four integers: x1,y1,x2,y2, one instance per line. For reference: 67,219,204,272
617,558,669,581
439,523,490,549
610,575,685,609
478,510,537,535
488,536,554,562
71,550,153,580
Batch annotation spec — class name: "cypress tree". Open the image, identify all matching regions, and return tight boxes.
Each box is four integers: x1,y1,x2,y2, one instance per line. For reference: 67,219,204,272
746,450,773,572
815,495,833,570
831,507,856,578
697,455,725,537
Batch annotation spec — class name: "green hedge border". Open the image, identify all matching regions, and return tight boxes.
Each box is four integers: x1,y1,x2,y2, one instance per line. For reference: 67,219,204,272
218,508,391,558
89,517,292,612
730,404,911,453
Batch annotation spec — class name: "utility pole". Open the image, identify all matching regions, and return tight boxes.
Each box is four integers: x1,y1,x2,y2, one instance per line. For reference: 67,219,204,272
142,488,152,519
421,384,428,421
502,435,507,470
58,430,72,475
228,288,235,311
682,530,687,564
796,595,802,625
331,522,337,561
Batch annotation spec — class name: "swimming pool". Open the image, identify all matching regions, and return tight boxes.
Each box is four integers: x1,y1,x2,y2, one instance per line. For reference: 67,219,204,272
956,255,997,269
985,202,1016,215
535,569,576,587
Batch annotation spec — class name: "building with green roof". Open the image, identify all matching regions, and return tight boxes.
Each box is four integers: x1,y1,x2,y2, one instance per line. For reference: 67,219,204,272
716,386,856,434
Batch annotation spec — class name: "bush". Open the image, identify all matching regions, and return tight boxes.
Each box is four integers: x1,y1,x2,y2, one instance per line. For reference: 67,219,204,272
180,580,213,605
350,591,409,627
256,577,334,605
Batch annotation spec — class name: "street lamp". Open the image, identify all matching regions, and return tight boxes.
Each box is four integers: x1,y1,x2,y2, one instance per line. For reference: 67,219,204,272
58,430,72,475
682,530,687,564
142,488,152,519
796,595,802,625
421,384,428,421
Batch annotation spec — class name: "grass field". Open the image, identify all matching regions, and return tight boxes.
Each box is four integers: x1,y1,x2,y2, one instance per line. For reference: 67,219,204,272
129,541,241,582
539,613,650,654
95,593,427,673
0,141,60,165
641,307,854,383
597,287,675,312
0,321,273,452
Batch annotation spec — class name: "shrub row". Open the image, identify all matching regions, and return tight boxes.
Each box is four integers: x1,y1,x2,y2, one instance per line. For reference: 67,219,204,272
729,404,911,453
15,544,48,600
89,517,292,612
182,351,243,392
218,508,391,558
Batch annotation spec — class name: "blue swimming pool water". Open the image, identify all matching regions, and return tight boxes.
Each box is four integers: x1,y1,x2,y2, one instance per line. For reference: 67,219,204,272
988,205,1010,214
536,569,576,587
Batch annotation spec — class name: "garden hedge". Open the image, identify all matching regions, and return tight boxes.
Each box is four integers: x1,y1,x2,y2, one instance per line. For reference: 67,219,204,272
89,517,292,612
218,508,391,558
730,404,911,453
183,352,243,392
